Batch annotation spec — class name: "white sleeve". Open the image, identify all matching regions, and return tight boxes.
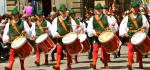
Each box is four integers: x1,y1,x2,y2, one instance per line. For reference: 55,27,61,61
31,22,36,36
107,16,118,33
46,20,52,35
142,15,149,33
71,19,77,32
80,22,86,33
119,16,129,37
51,18,60,38
87,17,96,37
2,23,10,43
23,21,30,34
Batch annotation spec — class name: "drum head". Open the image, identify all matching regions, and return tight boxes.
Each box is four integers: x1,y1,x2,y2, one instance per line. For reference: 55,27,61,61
35,33,48,44
131,32,146,45
78,34,87,42
98,31,114,43
11,36,26,49
62,32,77,44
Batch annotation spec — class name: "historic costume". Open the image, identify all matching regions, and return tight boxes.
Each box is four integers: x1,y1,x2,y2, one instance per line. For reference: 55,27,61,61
119,1,149,70
51,4,74,70
87,3,118,69
31,9,52,66
3,7,31,70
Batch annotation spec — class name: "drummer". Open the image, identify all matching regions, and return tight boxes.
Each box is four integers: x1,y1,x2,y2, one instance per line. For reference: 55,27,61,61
119,1,149,70
51,4,77,70
86,3,118,69
31,9,52,66
2,6,31,70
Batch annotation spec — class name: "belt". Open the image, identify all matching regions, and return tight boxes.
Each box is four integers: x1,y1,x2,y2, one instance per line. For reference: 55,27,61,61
129,30,138,32
10,36,18,39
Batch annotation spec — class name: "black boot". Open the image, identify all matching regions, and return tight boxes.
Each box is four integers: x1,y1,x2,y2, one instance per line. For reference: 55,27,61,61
51,48,56,61
88,47,93,59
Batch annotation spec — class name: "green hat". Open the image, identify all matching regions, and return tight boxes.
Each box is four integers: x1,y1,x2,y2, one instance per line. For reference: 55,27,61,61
11,6,19,15
95,3,103,9
59,4,67,11
69,9,75,14
36,8,43,16
131,1,140,8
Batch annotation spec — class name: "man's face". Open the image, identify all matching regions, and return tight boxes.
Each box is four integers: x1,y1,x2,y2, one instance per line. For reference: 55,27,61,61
133,7,139,13
70,14,75,18
37,15,43,21
95,9,102,15
60,10,67,17
12,14,19,20
50,14,56,19
86,13,91,19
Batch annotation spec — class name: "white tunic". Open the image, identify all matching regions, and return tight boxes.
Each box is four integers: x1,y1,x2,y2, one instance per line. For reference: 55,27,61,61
119,14,149,37
2,20,30,43
86,15,118,37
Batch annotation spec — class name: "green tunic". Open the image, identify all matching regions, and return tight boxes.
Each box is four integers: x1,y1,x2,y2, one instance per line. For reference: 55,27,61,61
35,20,47,36
92,14,109,44
57,17,72,36
127,13,143,37
9,19,24,42
57,17,72,44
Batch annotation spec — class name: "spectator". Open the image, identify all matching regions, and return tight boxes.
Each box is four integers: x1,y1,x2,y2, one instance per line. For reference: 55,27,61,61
24,3,33,16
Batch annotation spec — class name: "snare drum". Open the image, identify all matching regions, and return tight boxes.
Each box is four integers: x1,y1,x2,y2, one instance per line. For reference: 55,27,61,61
35,33,55,53
78,34,90,53
98,31,122,53
62,32,82,56
11,36,33,58
131,32,150,54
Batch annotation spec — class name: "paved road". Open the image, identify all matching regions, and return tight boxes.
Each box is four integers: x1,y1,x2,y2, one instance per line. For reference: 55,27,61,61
0,45,150,70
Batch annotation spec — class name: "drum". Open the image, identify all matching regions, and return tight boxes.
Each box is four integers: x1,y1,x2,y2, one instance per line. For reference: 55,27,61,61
62,32,82,56
35,33,55,53
78,34,90,53
11,36,33,58
98,31,122,53
131,32,150,54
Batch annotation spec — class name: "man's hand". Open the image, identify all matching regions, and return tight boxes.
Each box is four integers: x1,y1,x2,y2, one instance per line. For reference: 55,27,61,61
32,36,36,40
76,25,80,29
105,27,110,31
56,34,62,38
124,33,129,38
44,28,48,33
21,30,26,35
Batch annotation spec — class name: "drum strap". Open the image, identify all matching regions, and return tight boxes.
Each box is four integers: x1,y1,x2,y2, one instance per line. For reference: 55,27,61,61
58,16,68,31
37,21,44,32
129,14,139,28
95,15,104,29
10,20,20,34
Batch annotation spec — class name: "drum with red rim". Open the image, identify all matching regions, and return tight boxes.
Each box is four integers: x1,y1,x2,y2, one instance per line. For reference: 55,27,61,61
35,33,55,53
11,36,33,58
62,32,82,56
131,32,150,54
78,34,90,53
98,31,122,53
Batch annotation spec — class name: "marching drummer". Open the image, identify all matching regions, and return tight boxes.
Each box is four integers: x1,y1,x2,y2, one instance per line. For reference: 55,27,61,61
51,4,77,70
86,3,118,69
69,9,84,63
31,9,52,66
119,1,149,70
2,6,31,70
